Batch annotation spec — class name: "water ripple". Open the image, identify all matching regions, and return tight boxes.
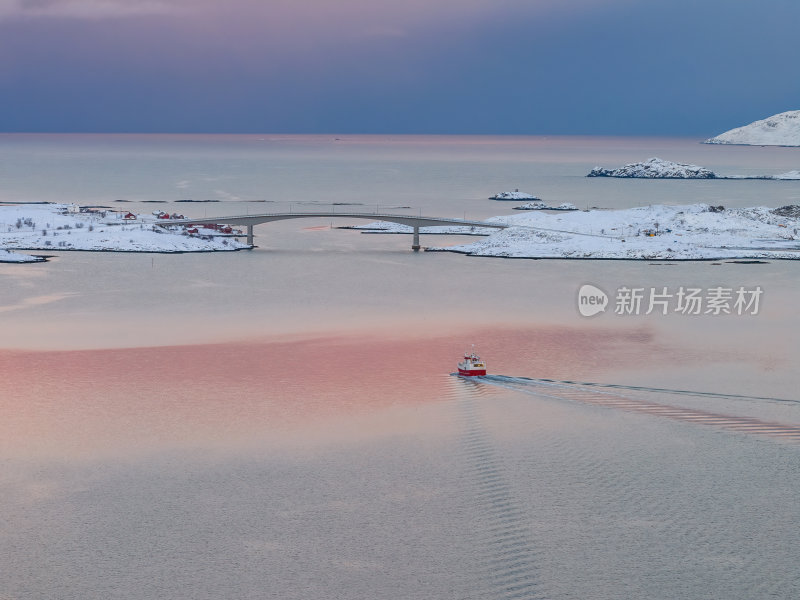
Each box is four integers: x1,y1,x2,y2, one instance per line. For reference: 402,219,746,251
481,376,800,444
450,386,547,600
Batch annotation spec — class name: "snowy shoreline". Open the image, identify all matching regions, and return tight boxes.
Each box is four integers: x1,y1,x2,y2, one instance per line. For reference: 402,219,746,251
424,248,778,262
0,249,49,263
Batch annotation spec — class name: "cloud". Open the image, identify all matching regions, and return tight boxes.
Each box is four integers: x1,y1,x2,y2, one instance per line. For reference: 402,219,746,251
0,0,628,29
0,0,181,20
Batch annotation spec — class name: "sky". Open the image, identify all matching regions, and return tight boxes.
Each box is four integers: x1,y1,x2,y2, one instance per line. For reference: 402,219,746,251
1,0,798,135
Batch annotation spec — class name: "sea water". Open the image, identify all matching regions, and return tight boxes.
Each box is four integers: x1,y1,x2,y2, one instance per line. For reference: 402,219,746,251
0,135,798,599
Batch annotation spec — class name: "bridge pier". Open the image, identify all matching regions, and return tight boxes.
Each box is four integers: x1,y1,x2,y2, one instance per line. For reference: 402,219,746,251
246,224,254,246
412,226,420,251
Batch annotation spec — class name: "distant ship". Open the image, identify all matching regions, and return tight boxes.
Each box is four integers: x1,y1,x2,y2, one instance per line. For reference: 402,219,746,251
458,350,487,376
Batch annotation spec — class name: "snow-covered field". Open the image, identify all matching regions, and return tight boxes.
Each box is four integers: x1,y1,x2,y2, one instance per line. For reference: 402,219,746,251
705,110,800,146
588,157,800,180
0,203,250,262
355,204,800,260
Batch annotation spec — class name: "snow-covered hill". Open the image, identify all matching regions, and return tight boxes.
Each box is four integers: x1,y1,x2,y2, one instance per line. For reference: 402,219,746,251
704,110,800,146
588,157,717,179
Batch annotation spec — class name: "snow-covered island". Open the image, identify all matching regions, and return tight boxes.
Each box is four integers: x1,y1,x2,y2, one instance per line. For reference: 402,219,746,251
489,190,541,201
352,204,800,260
588,158,716,178
0,203,250,262
514,202,578,211
441,204,800,260
588,157,800,180
704,110,800,146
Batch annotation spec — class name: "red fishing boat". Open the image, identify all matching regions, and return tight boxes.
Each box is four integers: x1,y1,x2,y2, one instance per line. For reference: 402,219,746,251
458,350,487,376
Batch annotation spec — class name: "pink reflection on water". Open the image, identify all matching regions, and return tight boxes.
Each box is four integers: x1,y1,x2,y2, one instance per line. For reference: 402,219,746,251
0,325,671,459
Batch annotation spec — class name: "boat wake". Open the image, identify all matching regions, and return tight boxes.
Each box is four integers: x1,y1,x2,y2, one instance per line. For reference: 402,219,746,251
474,375,800,444
485,375,799,405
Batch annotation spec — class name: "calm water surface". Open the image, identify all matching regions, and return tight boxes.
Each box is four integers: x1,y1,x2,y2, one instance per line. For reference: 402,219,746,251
1,135,798,599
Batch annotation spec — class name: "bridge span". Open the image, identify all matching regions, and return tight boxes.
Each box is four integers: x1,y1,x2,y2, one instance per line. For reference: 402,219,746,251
164,212,508,250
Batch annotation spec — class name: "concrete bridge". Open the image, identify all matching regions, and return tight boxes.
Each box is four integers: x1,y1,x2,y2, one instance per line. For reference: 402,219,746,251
163,212,508,250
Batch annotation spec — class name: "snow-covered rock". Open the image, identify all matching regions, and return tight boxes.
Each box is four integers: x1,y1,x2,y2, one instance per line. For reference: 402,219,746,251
489,190,541,201
588,158,799,180
772,205,800,218
704,110,800,146
588,157,717,179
